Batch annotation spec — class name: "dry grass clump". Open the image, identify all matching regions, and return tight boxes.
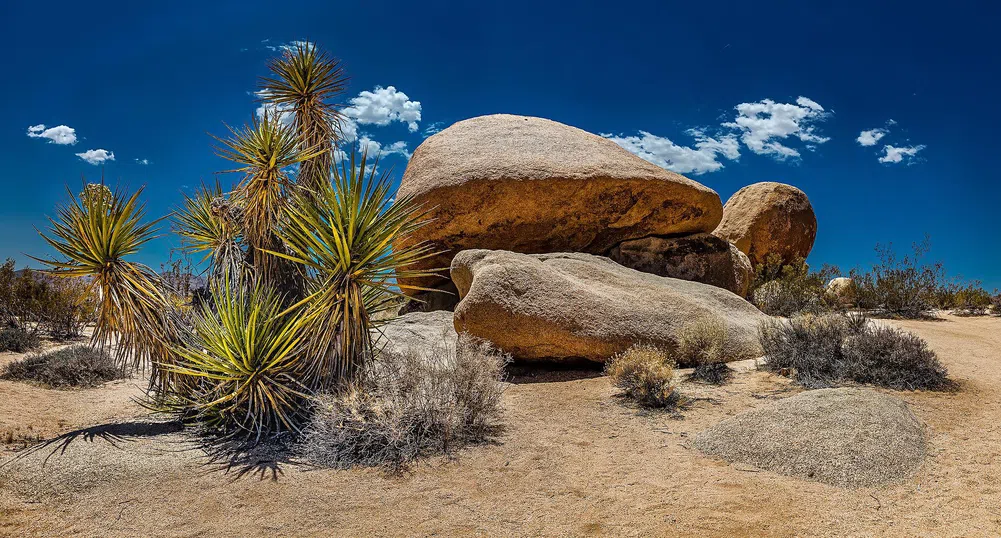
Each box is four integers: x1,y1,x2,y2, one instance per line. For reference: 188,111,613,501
759,312,951,391
692,388,926,488
604,345,682,408
298,335,509,471
677,316,754,384
1,344,123,388
0,327,41,353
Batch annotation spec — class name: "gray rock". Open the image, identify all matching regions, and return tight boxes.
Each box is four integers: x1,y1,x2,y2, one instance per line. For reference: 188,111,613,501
609,233,753,296
372,311,457,357
451,249,767,363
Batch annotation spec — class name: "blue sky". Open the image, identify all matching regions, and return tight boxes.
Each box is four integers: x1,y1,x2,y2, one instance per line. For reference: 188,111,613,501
3,1,998,287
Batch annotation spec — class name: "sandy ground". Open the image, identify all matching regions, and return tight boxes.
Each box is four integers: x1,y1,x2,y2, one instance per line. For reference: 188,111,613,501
1,314,1000,537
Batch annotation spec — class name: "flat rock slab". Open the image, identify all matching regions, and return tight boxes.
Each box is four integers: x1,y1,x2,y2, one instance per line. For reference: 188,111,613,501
451,249,767,363
372,310,457,357
692,387,926,488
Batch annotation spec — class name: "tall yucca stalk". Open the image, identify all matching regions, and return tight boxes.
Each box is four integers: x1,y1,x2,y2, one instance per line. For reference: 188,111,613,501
259,41,347,192
173,181,246,286
33,184,180,390
162,281,315,439
213,111,323,292
271,151,438,388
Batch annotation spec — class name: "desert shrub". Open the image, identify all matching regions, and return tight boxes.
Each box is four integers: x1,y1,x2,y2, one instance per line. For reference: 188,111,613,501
677,316,752,384
1,344,122,388
298,336,509,470
841,326,951,390
850,237,944,318
759,312,950,390
950,282,993,316
749,255,841,316
0,327,41,353
604,345,682,408
992,293,1001,316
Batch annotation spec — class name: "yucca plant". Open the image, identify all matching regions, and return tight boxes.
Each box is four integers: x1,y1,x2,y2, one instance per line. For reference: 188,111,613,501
259,41,347,192
173,181,245,286
161,281,315,439
33,184,180,390
271,151,438,388
212,111,324,293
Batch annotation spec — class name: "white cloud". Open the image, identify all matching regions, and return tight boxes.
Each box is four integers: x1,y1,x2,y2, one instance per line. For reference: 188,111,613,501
357,136,411,160
75,149,115,165
879,144,926,164
422,121,445,137
135,158,149,165
343,86,422,132
722,96,830,159
27,124,78,145
856,128,887,146
604,129,740,175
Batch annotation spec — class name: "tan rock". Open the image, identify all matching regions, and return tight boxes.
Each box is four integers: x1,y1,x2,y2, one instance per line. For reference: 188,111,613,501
826,277,856,306
451,250,767,363
609,233,753,296
372,311,457,358
394,114,724,292
713,182,817,266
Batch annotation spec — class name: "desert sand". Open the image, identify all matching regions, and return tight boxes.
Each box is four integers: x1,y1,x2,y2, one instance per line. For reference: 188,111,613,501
2,313,1000,537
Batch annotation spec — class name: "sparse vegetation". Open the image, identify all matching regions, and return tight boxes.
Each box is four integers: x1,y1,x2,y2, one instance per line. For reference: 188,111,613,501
850,236,944,319
0,259,97,339
298,336,509,470
604,345,682,408
677,316,747,384
759,312,951,391
749,254,841,317
1,345,123,388
0,327,41,353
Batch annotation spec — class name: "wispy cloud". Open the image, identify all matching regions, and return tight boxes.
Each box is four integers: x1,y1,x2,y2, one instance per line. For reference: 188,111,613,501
135,158,150,165
27,124,78,145
879,144,926,164
722,96,831,159
603,129,740,175
857,119,896,146
422,121,445,137
76,149,115,165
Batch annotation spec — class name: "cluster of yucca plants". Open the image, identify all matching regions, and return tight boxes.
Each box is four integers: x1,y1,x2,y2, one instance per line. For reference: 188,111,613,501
36,42,437,439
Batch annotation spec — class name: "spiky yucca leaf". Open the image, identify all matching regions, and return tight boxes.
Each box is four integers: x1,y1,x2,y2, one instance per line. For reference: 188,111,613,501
213,112,323,291
173,181,245,285
161,282,315,438
33,184,180,389
259,41,347,191
271,151,438,387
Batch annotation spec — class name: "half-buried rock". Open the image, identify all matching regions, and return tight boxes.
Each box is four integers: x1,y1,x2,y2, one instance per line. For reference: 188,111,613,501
692,388,926,488
608,233,753,296
713,182,817,267
394,114,724,294
450,249,767,363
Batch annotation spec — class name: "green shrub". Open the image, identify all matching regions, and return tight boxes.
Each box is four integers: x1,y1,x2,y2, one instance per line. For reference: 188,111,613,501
1,344,122,388
992,293,1001,316
850,237,944,318
298,336,509,470
951,282,993,316
749,255,841,316
0,327,41,353
759,312,951,390
604,345,682,408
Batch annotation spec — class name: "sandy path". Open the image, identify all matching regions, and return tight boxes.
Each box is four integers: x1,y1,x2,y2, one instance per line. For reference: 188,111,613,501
1,314,1000,537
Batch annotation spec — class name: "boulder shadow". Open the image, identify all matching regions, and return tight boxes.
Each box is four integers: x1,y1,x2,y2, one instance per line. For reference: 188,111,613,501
505,358,605,384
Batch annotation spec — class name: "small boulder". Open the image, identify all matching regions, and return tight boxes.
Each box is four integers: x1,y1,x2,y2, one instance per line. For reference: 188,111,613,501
372,311,457,358
451,249,767,363
713,182,817,267
826,277,855,306
394,114,724,292
609,233,753,296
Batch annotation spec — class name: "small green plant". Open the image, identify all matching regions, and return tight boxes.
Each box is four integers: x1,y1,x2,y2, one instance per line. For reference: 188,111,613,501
1,344,123,388
604,345,682,408
0,327,41,353
749,254,841,316
759,312,951,390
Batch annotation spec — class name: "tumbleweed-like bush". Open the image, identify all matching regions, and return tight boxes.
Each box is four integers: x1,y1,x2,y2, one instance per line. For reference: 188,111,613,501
604,344,682,408
298,336,509,470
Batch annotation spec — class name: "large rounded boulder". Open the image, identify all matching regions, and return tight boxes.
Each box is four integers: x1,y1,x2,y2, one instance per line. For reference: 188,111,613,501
450,249,767,363
713,182,817,267
394,114,724,293
609,233,753,296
